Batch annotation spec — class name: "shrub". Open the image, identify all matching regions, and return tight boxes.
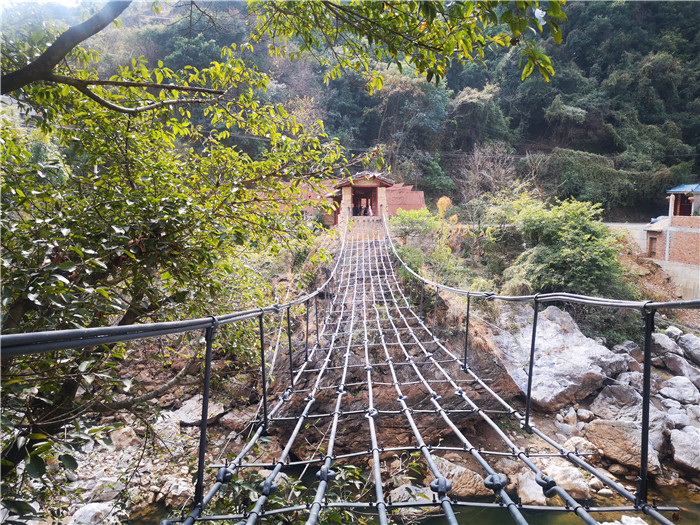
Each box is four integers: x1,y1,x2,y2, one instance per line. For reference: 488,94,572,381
390,208,438,238
496,196,635,299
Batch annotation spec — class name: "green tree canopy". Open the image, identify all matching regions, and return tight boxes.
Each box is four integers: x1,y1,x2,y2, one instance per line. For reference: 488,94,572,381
0,1,567,518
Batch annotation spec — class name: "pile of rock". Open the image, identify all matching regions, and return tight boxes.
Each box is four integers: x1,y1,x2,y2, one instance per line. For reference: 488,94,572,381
61,395,255,524
487,305,700,503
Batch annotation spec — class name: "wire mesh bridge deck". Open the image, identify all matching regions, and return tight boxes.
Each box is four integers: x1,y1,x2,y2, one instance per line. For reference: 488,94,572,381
168,218,692,525
2,216,698,525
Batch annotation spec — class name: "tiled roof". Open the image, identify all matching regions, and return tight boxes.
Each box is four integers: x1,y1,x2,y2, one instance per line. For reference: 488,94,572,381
335,171,395,188
667,182,700,194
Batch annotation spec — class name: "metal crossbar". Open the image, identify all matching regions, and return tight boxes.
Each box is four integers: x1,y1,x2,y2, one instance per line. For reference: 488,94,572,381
2,214,698,525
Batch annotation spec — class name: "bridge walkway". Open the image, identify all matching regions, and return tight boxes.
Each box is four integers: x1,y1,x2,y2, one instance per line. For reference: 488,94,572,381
188,218,678,525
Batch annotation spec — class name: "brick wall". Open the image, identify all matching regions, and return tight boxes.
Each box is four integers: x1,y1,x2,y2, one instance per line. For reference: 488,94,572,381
667,216,700,265
671,216,700,228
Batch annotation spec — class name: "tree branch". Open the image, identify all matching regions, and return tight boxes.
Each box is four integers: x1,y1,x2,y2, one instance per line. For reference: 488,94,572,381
55,75,216,114
48,74,226,95
97,357,198,412
1,1,132,94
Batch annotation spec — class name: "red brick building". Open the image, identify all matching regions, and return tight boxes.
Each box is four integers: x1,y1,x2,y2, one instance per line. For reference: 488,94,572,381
645,183,700,265
325,172,426,226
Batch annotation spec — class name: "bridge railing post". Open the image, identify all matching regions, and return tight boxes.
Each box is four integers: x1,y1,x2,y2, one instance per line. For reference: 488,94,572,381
523,296,540,432
194,319,217,507
431,285,438,332
419,281,425,319
315,294,320,343
286,306,294,388
305,299,310,361
259,312,268,434
463,294,471,370
636,305,656,506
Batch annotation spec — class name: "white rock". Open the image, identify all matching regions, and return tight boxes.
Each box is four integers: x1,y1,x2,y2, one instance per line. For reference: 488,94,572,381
612,341,643,362
389,484,438,519
424,456,491,498
660,397,682,410
678,333,700,367
589,477,604,491
491,305,627,411
666,326,683,341
162,475,194,508
659,376,700,404
615,371,661,394
517,471,547,505
554,421,578,437
584,419,662,474
600,517,650,525
664,353,700,390
651,333,684,358
577,409,595,422
171,394,225,426
667,411,691,429
110,426,142,451
620,517,651,525
563,407,578,426
670,426,700,473
562,436,598,457
686,405,700,429
68,502,117,524
590,385,672,453
543,461,590,500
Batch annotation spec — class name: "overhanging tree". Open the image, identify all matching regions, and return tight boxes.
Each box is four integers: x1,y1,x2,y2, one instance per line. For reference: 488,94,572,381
1,0,565,518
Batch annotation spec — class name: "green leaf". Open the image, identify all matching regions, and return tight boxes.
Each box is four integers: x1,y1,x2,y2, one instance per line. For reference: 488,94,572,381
1,499,37,516
59,453,78,471
26,454,46,479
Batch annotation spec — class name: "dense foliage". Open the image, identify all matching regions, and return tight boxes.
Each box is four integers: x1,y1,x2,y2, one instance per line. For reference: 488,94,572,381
0,1,565,519
493,196,633,298
259,2,699,216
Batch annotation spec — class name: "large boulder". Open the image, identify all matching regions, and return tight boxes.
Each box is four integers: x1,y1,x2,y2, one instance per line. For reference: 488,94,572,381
651,333,684,358
590,385,671,453
663,353,700,390
670,427,700,473
423,456,492,498
491,305,627,411
584,419,662,474
678,333,700,367
658,376,700,405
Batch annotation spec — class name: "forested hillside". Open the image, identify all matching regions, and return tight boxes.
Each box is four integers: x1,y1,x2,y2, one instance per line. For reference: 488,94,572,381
74,1,699,218
5,2,698,218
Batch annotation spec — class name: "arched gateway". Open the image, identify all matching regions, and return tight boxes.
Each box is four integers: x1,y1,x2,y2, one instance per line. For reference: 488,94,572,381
329,171,426,225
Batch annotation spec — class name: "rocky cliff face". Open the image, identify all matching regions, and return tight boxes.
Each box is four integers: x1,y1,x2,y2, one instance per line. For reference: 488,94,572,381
487,304,700,486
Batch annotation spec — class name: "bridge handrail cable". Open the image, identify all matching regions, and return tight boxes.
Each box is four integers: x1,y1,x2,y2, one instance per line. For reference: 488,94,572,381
0,227,350,357
381,212,700,312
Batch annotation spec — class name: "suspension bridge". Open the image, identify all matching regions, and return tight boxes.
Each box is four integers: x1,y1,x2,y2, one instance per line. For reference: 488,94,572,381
2,216,698,525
